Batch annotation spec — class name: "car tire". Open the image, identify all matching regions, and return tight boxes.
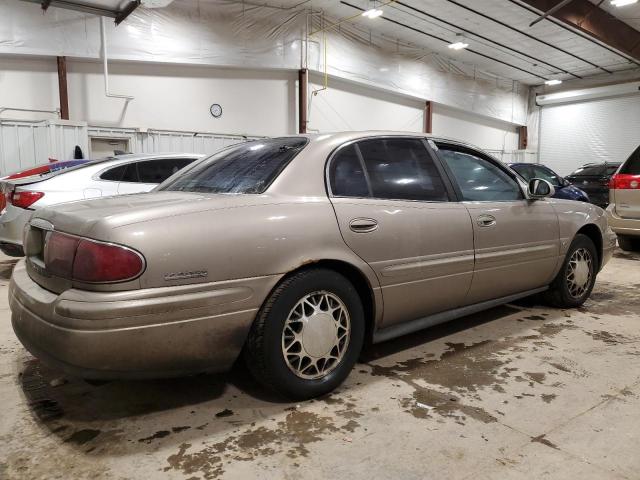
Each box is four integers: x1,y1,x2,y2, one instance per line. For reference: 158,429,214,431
543,234,597,308
617,235,640,252
244,268,365,400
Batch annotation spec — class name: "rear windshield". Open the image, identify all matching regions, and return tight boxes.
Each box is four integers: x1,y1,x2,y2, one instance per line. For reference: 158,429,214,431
568,165,604,177
159,137,308,194
620,145,640,174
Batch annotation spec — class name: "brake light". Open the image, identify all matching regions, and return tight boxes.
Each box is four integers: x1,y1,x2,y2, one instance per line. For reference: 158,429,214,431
610,174,640,190
0,193,6,212
73,240,144,283
9,190,44,209
43,232,144,283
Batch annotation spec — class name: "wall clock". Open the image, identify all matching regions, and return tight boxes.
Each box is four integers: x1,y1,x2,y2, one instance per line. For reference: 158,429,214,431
210,103,223,118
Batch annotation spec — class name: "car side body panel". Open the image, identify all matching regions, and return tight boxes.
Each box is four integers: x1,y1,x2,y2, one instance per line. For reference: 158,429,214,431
11,132,614,380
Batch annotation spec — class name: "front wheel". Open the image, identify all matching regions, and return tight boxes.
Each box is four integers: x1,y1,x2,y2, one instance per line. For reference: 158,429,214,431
543,234,597,308
244,268,365,400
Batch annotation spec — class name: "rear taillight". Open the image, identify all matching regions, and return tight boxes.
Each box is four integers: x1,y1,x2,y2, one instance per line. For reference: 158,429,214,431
610,174,640,190
43,231,144,283
44,232,80,278
73,240,144,283
0,193,6,212
9,190,44,209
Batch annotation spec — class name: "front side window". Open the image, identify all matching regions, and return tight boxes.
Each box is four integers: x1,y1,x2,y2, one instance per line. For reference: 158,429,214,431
438,146,523,201
530,165,562,187
356,138,448,202
160,138,308,194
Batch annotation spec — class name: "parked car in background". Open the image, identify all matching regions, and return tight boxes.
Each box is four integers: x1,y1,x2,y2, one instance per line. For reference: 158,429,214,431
0,160,90,213
509,163,589,203
0,153,202,256
565,162,621,209
9,132,615,400
607,145,640,251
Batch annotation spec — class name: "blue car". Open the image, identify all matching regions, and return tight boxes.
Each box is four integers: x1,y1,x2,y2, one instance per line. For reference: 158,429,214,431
509,163,590,203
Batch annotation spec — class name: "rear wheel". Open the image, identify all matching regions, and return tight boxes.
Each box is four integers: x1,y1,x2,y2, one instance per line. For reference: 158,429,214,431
617,235,640,252
544,234,597,308
244,268,364,400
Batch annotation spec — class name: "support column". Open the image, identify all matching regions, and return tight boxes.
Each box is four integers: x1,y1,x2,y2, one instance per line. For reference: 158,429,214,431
57,56,69,120
298,68,308,134
518,126,528,150
423,100,433,134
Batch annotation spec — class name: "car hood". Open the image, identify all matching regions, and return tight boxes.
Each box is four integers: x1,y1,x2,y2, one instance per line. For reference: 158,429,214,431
31,191,272,238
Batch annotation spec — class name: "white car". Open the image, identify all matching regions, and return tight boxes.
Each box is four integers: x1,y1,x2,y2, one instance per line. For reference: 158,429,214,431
0,153,202,256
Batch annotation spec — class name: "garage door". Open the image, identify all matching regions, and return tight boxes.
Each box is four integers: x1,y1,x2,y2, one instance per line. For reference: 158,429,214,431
539,94,640,175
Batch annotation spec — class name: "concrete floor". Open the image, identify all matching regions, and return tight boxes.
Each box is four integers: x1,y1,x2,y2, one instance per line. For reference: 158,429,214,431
1,251,640,480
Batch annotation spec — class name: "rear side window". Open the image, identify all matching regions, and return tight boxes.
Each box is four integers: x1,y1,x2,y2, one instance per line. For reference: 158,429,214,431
438,146,523,201
328,145,370,197
620,146,640,174
100,165,126,181
161,138,308,194
356,138,448,202
136,158,194,183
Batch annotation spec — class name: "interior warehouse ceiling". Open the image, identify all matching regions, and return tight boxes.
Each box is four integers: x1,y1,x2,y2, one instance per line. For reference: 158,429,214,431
254,0,640,85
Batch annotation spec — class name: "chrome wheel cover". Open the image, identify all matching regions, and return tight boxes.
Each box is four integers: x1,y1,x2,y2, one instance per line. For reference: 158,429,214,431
282,291,351,380
566,247,593,299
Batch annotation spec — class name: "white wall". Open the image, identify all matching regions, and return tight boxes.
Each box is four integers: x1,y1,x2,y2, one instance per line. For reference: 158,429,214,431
307,75,424,133
0,56,296,137
539,94,640,175
432,104,519,153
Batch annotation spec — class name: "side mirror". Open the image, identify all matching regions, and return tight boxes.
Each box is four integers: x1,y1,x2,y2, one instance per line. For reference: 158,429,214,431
528,178,555,199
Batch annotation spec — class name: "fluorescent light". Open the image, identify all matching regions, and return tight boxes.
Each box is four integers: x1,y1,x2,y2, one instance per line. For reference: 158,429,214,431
545,79,563,86
362,8,383,18
611,0,637,6
448,41,469,50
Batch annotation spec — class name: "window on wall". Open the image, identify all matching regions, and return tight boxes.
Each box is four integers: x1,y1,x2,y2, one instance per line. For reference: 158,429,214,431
356,138,448,202
438,145,523,201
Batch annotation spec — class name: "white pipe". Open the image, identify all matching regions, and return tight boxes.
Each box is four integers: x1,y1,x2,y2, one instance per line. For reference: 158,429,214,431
536,81,640,106
0,107,61,120
100,17,134,101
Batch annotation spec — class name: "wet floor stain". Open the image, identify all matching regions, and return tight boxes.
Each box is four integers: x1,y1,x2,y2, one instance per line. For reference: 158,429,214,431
215,409,234,418
64,429,101,445
139,430,171,443
163,410,360,479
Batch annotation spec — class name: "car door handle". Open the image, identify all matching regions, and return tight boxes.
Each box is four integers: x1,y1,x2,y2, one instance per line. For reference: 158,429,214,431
476,214,496,227
349,218,378,233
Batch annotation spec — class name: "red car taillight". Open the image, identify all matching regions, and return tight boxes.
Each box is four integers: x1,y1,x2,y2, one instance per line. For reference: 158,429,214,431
610,174,640,190
73,240,144,283
0,193,6,212
43,232,144,283
9,190,44,209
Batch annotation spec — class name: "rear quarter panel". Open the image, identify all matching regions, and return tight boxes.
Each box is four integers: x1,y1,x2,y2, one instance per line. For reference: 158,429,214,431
94,197,384,324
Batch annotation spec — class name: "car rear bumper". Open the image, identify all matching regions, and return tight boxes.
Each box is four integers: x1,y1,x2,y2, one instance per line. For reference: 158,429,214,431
10,260,281,379
606,205,640,238
0,205,31,252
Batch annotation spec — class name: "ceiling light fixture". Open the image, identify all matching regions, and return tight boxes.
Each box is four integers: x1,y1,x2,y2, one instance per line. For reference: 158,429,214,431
448,41,469,50
545,79,563,86
611,0,637,6
362,8,384,18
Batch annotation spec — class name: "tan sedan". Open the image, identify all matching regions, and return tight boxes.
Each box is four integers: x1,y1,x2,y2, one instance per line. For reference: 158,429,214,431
10,132,616,399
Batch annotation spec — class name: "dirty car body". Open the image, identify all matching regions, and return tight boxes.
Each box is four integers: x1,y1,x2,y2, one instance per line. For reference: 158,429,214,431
10,132,616,398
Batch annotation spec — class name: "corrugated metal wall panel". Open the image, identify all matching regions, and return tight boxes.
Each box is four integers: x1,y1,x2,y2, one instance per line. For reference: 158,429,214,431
0,120,89,175
539,94,640,175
